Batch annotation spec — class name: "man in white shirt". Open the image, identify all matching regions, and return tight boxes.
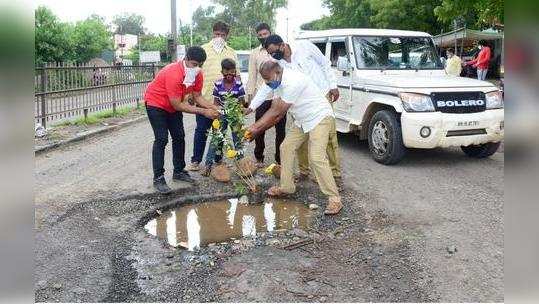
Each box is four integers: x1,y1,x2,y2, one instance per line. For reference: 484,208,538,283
246,61,342,215
246,34,342,184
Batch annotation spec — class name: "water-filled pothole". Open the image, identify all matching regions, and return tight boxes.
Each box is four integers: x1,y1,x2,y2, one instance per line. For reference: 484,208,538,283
144,198,314,250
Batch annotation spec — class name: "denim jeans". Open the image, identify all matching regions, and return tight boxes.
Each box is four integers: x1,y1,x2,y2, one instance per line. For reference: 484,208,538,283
146,105,185,179
477,68,488,80
205,116,242,167
191,113,212,164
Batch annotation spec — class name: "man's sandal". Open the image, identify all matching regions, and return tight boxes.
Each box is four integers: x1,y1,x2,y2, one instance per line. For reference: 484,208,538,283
267,186,290,198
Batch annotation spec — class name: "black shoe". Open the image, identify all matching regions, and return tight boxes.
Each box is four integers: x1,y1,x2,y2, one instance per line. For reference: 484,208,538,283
153,176,172,194
173,170,196,183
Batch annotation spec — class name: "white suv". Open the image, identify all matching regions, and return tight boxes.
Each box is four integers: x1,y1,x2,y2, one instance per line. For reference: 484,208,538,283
297,29,504,164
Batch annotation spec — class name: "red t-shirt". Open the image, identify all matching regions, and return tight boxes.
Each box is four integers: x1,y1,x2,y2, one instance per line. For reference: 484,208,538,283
144,62,204,113
468,46,491,70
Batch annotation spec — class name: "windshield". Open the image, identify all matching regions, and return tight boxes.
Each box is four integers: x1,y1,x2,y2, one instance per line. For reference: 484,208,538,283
352,36,443,70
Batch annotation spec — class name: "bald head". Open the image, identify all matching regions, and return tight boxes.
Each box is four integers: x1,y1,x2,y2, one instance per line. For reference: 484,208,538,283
259,60,282,81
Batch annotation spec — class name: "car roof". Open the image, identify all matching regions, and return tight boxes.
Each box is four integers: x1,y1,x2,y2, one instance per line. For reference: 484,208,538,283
235,50,251,55
296,28,432,39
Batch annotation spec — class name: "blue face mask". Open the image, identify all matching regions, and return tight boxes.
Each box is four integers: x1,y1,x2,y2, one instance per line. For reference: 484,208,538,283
267,80,281,90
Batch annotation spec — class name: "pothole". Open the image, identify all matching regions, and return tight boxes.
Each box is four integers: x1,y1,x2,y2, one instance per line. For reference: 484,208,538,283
144,198,315,250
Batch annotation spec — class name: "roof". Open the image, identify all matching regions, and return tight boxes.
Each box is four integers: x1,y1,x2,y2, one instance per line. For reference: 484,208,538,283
433,27,504,47
296,28,432,39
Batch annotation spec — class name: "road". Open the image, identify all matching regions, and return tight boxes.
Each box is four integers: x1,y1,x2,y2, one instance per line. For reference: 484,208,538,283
34,114,503,302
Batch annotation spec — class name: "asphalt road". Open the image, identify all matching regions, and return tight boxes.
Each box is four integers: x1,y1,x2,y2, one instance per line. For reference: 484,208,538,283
34,114,503,302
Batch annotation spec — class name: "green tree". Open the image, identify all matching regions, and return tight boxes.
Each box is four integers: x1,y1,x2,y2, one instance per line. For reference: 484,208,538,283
35,6,74,65
71,15,113,62
112,13,146,35
366,0,444,34
187,0,287,50
302,0,446,34
434,0,503,28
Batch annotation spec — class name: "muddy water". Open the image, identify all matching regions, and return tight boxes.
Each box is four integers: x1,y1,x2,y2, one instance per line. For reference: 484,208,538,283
144,198,314,250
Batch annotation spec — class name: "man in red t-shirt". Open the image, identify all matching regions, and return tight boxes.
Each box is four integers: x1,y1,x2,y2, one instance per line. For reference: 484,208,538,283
144,46,220,193
465,40,492,81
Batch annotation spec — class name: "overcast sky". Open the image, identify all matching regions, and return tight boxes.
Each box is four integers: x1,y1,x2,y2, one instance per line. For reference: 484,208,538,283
33,0,329,40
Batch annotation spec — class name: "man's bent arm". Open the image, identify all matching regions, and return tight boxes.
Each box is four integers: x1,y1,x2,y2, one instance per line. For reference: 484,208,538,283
248,84,273,111
248,98,290,136
170,98,218,118
191,91,219,110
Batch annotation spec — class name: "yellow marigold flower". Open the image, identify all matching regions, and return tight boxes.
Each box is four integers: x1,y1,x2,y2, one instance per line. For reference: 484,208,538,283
225,149,238,159
212,119,220,129
264,163,276,175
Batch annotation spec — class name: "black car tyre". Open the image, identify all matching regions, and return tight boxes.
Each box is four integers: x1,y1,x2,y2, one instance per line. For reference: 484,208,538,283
368,110,406,165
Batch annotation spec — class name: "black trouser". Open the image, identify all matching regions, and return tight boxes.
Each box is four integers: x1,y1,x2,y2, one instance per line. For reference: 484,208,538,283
146,105,185,179
254,99,287,164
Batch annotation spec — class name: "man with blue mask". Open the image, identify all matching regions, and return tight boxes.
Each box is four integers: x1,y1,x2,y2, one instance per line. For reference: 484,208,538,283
245,61,343,215
245,34,342,186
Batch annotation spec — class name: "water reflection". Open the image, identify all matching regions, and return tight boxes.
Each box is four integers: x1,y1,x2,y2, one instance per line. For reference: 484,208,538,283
144,199,313,250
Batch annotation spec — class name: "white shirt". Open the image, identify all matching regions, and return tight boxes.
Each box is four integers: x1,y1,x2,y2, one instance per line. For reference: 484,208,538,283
249,40,337,111
277,69,334,133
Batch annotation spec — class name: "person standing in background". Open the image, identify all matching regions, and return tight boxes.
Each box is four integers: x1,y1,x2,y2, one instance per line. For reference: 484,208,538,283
444,48,462,77
186,21,238,171
465,40,491,81
246,23,286,168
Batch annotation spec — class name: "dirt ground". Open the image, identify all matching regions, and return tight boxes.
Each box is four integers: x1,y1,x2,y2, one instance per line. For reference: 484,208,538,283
34,114,503,302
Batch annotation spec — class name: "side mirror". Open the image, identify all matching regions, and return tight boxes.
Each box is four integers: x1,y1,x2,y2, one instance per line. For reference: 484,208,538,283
337,56,352,72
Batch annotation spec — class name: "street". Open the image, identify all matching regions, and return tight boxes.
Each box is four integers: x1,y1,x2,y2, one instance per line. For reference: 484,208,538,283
34,115,503,302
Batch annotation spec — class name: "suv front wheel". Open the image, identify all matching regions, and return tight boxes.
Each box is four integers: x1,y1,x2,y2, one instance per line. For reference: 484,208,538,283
461,142,501,158
368,110,406,165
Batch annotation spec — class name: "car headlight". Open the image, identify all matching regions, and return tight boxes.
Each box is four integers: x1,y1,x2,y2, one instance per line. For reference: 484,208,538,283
486,90,504,109
400,93,435,112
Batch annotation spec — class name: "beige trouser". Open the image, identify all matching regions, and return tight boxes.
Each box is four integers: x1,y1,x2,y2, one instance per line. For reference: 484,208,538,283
297,115,341,177
280,116,340,199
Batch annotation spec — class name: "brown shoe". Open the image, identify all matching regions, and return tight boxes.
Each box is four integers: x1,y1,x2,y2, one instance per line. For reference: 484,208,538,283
324,197,343,215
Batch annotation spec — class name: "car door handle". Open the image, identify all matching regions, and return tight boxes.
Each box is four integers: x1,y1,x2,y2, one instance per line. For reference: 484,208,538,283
342,71,350,76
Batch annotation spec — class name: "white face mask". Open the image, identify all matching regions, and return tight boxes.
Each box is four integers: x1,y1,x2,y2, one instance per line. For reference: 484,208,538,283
183,61,200,86
211,37,226,53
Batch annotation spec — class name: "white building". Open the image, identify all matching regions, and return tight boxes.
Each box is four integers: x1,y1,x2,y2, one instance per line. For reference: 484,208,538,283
114,34,138,61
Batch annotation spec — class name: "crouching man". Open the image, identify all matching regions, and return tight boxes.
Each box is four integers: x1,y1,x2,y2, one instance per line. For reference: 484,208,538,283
246,61,342,215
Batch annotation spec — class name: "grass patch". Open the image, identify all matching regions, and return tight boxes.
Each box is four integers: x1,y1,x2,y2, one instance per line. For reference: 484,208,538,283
53,106,146,127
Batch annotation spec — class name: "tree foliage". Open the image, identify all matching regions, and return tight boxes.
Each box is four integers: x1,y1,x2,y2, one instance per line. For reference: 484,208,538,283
434,0,504,28
302,0,504,34
35,6,112,65
112,13,146,35
35,6,74,65
71,15,113,63
187,0,287,50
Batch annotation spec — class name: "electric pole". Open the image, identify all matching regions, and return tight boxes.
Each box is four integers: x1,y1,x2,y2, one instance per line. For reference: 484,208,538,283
171,0,178,62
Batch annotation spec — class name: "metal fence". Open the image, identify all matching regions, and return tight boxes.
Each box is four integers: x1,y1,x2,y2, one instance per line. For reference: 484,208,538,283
35,63,163,127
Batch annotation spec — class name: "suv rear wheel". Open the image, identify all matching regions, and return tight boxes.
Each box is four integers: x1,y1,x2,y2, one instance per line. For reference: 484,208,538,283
368,110,406,165
461,142,501,158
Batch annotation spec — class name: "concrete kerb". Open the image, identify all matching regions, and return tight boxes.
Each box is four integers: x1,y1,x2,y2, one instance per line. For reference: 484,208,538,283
34,115,148,155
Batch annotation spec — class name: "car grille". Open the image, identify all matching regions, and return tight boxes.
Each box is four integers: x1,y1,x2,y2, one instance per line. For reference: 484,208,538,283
446,129,487,137
431,92,486,114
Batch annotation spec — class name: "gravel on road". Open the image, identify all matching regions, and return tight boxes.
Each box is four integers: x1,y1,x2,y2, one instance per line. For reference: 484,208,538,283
34,114,503,302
